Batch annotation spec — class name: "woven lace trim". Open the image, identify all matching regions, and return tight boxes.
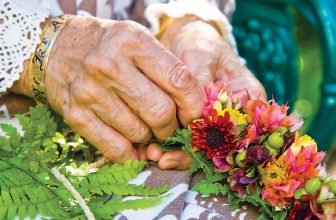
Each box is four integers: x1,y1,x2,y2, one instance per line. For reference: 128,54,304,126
0,0,50,93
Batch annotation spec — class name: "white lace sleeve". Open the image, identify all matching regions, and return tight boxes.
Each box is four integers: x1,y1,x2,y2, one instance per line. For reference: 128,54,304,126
0,0,51,93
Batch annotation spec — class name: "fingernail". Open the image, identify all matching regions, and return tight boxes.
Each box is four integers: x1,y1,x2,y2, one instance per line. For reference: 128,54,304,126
147,144,163,161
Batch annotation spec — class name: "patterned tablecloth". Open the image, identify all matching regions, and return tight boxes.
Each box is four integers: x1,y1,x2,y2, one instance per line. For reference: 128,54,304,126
114,166,260,220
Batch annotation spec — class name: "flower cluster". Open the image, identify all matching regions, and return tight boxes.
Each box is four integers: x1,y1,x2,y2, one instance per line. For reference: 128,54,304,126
188,83,336,219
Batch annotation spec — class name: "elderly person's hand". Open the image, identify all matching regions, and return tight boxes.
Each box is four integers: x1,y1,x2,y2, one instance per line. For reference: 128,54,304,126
11,16,204,165
160,17,266,98
146,17,266,169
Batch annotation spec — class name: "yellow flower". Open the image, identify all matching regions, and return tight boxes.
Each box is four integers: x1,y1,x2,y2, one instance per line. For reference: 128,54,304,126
219,107,247,125
213,100,223,112
298,135,316,147
289,133,317,156
261,156,290,187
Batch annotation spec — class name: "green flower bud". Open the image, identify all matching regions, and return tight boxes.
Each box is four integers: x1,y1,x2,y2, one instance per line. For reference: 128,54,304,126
294,188,307,200
327,180,336,194
235,150,247,168
267,132,284,149
305,178,322,194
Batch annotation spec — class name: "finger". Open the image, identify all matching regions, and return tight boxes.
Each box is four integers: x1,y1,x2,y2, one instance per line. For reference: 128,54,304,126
137,145,148,161
146,143,163,162
158,150,192,170
132,38,204,127
88,157,110,169
178,49,214,86
216,73,267,101
91,87,152,143
108,64,179,140
66,109,138,163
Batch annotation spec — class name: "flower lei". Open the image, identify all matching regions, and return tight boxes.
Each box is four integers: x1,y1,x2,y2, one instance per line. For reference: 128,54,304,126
159,83,336,219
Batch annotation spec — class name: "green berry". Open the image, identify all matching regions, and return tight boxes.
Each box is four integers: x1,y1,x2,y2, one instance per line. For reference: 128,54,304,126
276,126,288,135
327,180,336,194
264,143,279,156
235,150,247,168
267,132,284,149
305,178,322,194
294,188,307,200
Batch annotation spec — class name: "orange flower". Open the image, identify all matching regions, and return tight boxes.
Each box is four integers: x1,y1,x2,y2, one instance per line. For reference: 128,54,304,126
261,156,300,206
261,145,325,206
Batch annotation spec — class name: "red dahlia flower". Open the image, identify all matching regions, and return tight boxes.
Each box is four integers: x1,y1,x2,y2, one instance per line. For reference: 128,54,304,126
189,109,241,171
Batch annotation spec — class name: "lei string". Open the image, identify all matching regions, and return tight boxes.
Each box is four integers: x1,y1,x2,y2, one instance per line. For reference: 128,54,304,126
160,83,336,219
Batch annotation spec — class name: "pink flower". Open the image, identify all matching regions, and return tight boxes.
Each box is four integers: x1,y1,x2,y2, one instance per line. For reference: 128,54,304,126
203,83,225,117
285,146,325,187
242,99,303,145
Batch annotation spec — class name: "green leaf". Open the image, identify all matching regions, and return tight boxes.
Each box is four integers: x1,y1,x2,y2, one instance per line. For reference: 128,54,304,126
156,129,191,151
90,196,168,219
192,173,228,195
158,129,215,176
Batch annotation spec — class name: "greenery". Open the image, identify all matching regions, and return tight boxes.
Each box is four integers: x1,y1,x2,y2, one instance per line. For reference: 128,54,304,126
160,128,289,220
157,129,214,176
0,105,168,220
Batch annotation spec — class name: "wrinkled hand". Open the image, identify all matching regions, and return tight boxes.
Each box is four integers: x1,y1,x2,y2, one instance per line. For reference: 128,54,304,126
160,17,266,98
147,17,267,168
14,16,203,166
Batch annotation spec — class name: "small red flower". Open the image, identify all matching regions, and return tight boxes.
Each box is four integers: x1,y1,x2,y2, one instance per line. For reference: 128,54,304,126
189,109,240,171
245,145,271,166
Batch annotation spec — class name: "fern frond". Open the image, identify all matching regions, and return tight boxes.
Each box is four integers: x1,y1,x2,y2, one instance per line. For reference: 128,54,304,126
79,160,147,188
71,160,151,198
85,183,169,197
0,105,169,219
89,196,167,219
0,159,70,220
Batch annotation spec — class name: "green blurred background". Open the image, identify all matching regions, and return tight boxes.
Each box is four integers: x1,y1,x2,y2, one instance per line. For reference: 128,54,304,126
231,0,336,152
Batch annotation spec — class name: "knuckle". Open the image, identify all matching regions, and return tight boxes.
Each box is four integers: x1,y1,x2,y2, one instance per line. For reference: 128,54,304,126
148,99,176,128
84,52,120,79
113,21,151,47
127,124,151,143
168,64,195,92
114,20,146,38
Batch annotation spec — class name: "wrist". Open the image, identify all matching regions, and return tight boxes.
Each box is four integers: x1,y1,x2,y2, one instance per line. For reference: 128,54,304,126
9,17,53,98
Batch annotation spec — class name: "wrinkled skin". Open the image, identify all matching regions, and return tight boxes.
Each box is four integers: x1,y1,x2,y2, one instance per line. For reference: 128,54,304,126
12,16,265,170
147,17,266,169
